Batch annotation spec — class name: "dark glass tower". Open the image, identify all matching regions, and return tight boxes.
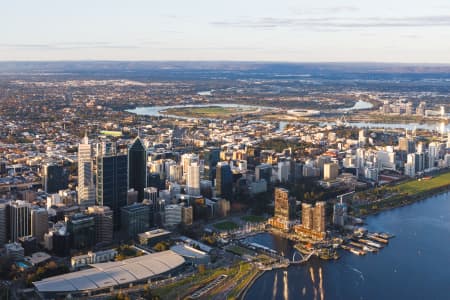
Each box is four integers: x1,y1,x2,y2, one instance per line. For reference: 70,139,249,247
43,163,68,193
204,147,220,181
128,137,147,201
96,143,128,231
216,162,233,200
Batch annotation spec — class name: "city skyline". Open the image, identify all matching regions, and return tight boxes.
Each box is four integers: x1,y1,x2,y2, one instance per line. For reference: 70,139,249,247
2,0,450,63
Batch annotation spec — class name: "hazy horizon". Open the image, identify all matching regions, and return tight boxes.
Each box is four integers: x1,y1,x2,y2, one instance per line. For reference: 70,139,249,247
2,0,450,63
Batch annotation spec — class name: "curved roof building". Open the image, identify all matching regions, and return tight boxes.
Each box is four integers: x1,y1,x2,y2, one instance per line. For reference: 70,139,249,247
34,250,185,297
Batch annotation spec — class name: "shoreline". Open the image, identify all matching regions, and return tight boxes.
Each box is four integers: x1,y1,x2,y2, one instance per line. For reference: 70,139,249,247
238,269,265,300
356,182,450,218
242,185,450,298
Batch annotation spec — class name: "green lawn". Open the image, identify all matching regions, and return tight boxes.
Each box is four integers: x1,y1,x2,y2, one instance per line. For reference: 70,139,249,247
100,130,123,137
162,106,255,118
394,172,450,194
213,221,239,231
226,245,254,256
241,215,266,223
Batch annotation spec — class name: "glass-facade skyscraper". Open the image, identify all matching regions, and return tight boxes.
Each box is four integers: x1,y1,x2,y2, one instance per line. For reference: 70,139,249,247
128,137,147,201
96,143,128,231
216,162,233,200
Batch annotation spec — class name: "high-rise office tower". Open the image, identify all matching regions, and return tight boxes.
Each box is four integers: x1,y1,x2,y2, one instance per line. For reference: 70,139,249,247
277,161,290,183
255,164,272,185
181,153,199,177
187,162,201,196
31,207,48,243
428,142,439,168
144,187,158,226
0,200,8,246
0,160,6,176
128,137,147,201
96,142,128,231
144,187,158,203
67,213,96,250
43,163,68,194
165,204,182,227
181,205,193,225
87,206,113,244
9,200,31,242
203,147,220,180
216,162,233,199
78,134,96,207
323,162,339,180
398,137,416,154
121,203,150,239
358,129,367,146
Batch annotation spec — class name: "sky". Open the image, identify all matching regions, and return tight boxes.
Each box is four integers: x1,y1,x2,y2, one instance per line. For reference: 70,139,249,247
1,0,450,63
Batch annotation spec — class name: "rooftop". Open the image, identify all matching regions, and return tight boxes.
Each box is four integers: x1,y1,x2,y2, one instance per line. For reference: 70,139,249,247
33,250,184,293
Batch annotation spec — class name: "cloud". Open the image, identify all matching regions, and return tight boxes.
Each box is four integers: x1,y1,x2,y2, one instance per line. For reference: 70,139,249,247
292,5,359,15
0,42,141,49
211,15,450,30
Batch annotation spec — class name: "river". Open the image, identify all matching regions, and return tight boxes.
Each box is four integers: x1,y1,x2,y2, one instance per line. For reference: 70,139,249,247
126,101,449,131
125,100,372,120
244,192,450,300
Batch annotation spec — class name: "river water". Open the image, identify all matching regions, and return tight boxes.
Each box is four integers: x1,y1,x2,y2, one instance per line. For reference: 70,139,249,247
244,192,450,300
126,101,448,131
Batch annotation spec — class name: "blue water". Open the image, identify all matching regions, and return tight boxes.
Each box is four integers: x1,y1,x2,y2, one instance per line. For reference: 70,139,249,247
245,192,450,300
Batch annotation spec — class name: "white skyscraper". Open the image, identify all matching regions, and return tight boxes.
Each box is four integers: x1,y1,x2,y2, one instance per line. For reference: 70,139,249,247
186,162,200,196
78,134,95,207
447,132,450,149
181,153,199,178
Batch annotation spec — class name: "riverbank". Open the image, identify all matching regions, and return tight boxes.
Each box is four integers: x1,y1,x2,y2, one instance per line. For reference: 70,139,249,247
244,192,450,300
355,170,450,217
238,270,266,300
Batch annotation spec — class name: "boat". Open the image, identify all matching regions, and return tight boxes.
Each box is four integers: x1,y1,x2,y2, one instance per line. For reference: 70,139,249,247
349,247,366,256
368,234,389,244
362,245,378,253
349,241,366,249
294,243,314,256
378,232,395,239
359,239,383,249
318,248,339,260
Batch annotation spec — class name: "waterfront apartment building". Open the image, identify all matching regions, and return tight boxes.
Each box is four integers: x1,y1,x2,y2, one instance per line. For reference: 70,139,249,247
295,201,327,240
301,203,313,230
274,188,296,221
268,188,297,230
313,201,326,233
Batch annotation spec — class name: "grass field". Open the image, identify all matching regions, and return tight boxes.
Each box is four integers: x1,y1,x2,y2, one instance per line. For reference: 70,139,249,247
241,215,267,223
394,172,450,194
162,106,255,118
213,221,239,231
100,130,123,137
356,171,450,216
226,245,254,256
